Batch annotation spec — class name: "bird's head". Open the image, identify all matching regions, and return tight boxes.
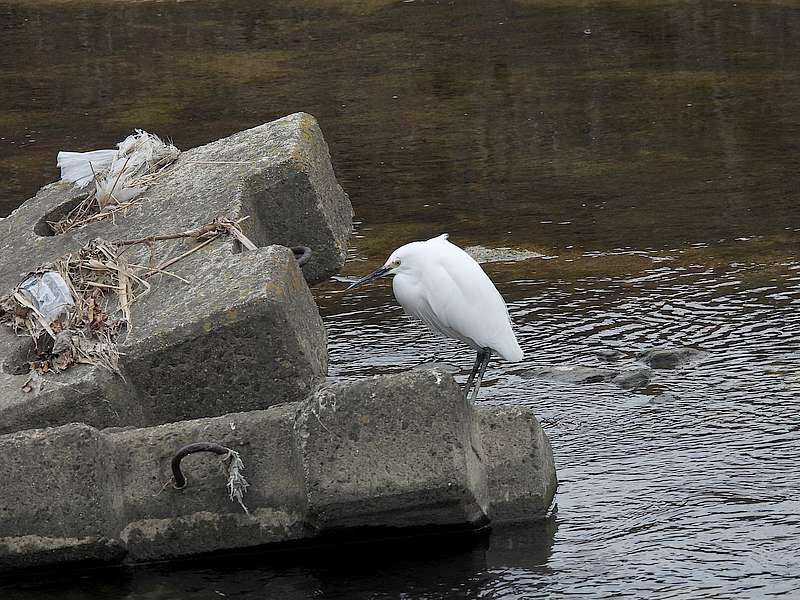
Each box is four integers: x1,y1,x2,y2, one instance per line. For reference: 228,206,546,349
346,241,424,290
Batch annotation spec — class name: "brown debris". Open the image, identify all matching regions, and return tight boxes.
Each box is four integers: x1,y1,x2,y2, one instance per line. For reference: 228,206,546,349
0,218,256,392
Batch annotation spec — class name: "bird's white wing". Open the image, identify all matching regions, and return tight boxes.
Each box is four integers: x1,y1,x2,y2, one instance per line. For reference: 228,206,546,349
425,244,523,361
425,265,486,346
391,235,523,361
393,273,468,344
414,295,470,345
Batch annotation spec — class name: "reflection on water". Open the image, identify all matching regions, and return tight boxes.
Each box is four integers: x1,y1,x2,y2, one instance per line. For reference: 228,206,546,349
1,0,799,598
0,523,556,599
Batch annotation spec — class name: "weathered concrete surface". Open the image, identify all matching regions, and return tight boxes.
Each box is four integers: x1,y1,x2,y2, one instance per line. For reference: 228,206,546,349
111,410,314,564
0,112,351,289
0,245,326,434
0,370,556,571
119,244,327,428
0,113,349,434
0,424,115,539
108,402,311,562
479,405,557,523
0,331,141,434
0,536,125,573
296,369,489,529
234,115,353,285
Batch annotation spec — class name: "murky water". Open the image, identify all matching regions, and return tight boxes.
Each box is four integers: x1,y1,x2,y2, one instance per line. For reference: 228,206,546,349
1,0,799,598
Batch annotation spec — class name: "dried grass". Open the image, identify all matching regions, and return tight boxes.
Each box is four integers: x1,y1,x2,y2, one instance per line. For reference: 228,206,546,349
0,218,256,392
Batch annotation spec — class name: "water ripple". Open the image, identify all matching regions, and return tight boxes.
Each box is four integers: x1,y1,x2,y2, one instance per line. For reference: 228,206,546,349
318,251,800,598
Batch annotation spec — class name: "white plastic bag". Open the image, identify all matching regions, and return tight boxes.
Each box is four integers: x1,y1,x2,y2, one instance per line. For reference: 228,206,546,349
56,131,179,205
57,149,117,188
19,272,74,322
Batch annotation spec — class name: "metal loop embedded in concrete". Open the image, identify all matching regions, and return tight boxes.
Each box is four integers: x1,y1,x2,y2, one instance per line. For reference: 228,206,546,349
291,246,312,267
171,442,229,489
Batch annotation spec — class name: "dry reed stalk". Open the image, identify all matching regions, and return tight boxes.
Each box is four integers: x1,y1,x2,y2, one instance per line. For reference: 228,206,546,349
101,154,132,209
0,218,258,390
51,200,142,232
222,221,258,251
128,263,190,284
11,291,56,339
154,235,220,273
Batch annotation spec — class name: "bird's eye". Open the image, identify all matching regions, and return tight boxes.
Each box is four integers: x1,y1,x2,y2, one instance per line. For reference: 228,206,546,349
392,259,401,267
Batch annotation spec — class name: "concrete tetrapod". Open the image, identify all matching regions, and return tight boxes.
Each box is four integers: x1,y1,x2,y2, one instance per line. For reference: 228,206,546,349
0,113,352,434
0,369,557,572
0,245,326,434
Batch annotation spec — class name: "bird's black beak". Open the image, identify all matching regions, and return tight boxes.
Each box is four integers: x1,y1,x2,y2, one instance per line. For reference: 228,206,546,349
346,265,391,290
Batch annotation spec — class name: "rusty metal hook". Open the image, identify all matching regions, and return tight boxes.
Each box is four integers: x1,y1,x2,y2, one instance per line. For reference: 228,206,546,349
291,245,312,267
171,442,229,489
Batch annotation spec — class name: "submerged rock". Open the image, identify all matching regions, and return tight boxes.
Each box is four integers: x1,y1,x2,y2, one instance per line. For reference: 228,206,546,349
650,392,679,403
612,368,652,390
530,365,619,384
638,347,706,369
464,246,547,263
595,348,624,362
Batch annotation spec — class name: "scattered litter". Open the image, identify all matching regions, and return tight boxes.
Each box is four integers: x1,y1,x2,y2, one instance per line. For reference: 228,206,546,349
53,130,180,234
18,272,74,322
58,149,116,188
0,217,256,392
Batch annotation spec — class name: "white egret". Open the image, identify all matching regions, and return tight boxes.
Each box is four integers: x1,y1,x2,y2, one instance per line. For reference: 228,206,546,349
348,234,523,401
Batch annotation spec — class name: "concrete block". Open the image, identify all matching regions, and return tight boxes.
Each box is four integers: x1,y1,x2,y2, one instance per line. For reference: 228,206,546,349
0,372,557,571
119,244,327,426
237,113,353,284
0,113,347,433
479,405,558,523
0,245,326,434
0,423,115,538
295,369,490,529
0,536,125,573
0,404,313,566
0,112,351,291
106,405,307,527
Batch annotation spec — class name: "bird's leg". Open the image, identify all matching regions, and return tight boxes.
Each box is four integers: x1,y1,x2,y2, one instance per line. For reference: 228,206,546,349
463,350,484,400
469,348,492,402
